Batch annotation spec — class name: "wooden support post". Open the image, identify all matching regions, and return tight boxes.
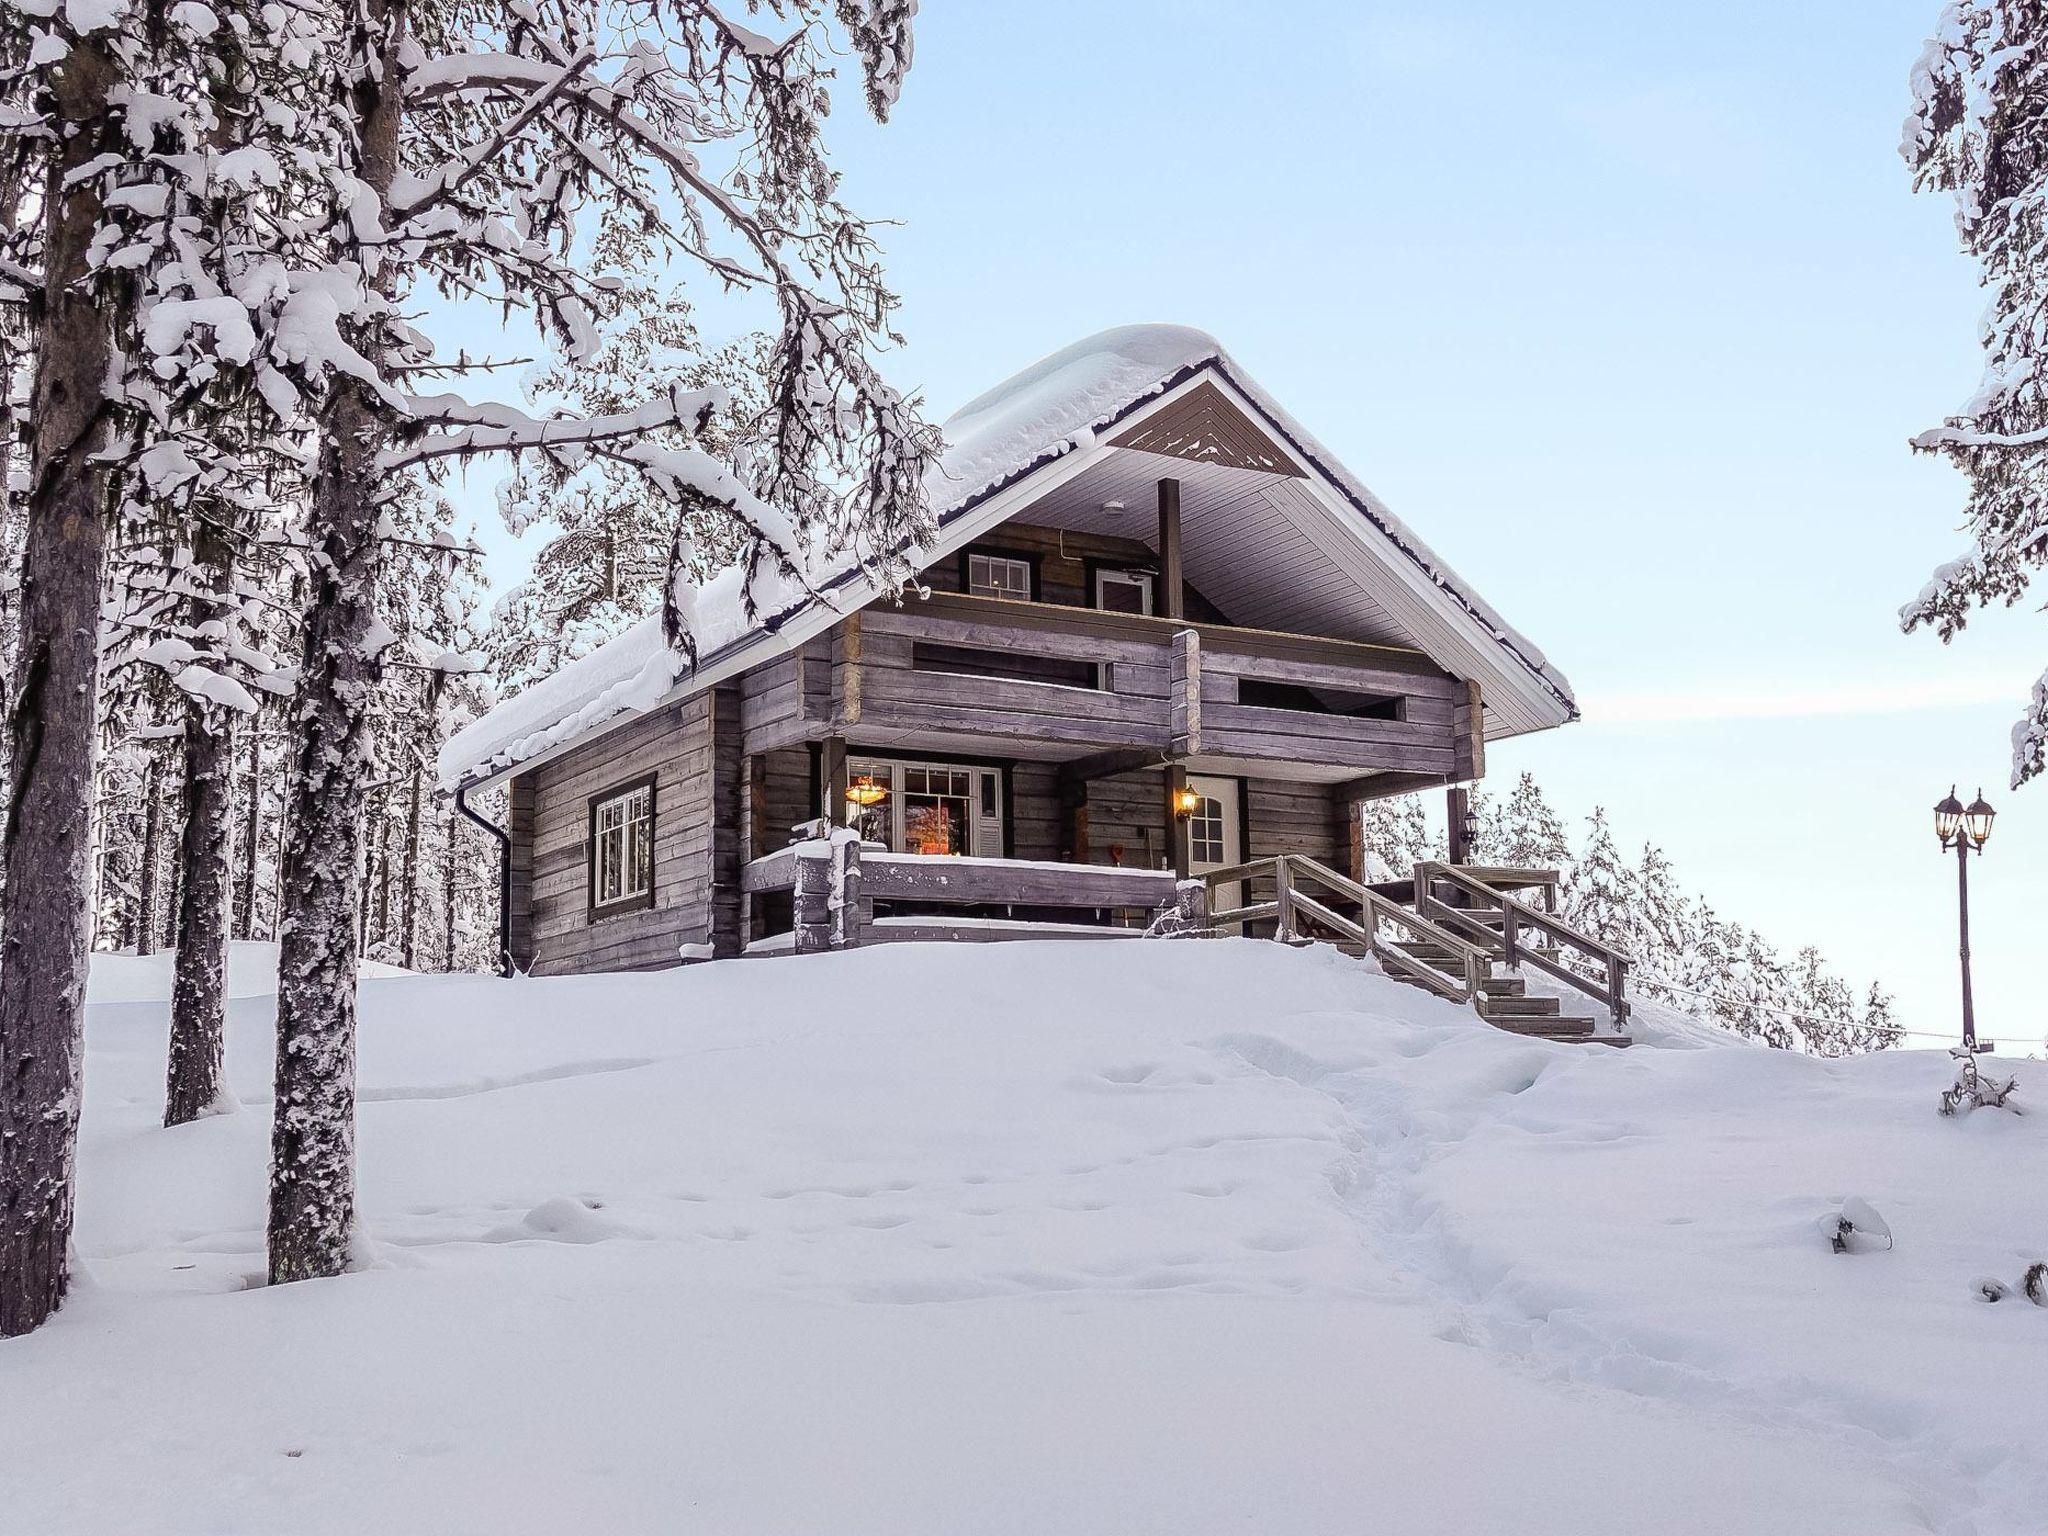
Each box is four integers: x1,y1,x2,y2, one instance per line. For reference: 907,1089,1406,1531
820,735,848,826
1157,478,1183,621
1446,785,1470,866
1347,796,1364,886
1058,768,1091,864
1166,763,1190,879
794,843,832,954
1272,856,1295,941
832,837,863,949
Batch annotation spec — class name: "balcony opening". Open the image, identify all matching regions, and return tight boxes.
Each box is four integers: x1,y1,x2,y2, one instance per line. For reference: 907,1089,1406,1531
911,641,1099,691
1237,678,1403,720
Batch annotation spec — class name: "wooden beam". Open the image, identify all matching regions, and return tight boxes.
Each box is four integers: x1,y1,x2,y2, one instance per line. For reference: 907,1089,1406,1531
1061,747,1161,784
1446,785,1471,866
1332,769,1451,804
1157,478,1184,621
831,610,863,729
1170,628,1201,756
1453,678,1485,780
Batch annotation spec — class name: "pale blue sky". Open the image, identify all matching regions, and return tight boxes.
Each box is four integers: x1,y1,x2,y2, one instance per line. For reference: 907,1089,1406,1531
459,2,2040,1044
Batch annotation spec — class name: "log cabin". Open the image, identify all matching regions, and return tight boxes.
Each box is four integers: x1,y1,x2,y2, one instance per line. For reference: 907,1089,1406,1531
440,325,1581,977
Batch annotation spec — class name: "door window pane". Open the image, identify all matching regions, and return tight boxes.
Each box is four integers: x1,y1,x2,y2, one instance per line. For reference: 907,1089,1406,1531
1189,796,1226,865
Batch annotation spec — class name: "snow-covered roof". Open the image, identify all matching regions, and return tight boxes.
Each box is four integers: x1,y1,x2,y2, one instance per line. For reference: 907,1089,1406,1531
441,324,1576,790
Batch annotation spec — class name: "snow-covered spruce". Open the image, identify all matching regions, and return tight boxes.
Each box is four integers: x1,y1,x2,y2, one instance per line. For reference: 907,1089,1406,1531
1901,2,2048,786
253,0,935,1285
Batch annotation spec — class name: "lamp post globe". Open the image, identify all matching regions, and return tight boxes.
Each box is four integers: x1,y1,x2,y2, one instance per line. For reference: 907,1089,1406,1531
1964,789,1996,848
1934,787,1964,845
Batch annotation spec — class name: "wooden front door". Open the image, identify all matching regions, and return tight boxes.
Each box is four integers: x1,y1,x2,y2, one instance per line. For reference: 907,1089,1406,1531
1186,774,1242,923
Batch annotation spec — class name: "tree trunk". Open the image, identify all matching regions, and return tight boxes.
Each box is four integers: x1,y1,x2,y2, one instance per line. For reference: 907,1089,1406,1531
0,33,122,1339
166,508,239,1125
136,750,163,955
355,786,379,946
441,807,458,970
372,809,392,950
267,0,406,1286
398,764,422,970
234,710,261,941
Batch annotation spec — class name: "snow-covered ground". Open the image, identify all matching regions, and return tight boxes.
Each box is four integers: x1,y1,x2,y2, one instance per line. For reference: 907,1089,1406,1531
6,940,2043,1535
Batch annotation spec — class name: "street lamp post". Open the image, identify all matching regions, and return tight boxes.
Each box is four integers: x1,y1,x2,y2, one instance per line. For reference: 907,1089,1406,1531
1934,786,1997,1051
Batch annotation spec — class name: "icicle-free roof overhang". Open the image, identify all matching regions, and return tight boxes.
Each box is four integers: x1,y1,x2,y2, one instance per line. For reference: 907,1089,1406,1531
440,324,1577,793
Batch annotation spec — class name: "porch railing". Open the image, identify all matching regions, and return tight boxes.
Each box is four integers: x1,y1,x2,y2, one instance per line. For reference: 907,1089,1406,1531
743,833,1181,952
1412,861,1630,1027
1199,853,1492,1004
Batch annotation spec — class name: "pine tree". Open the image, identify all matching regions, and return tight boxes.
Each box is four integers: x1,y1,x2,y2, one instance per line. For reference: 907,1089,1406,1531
1631,842,1697,1010
0,1,138,1339
1901,3,2048,784
263,0,937,1286
1357,793,1437,879
1563,808,1637,949
1493,772,1571,869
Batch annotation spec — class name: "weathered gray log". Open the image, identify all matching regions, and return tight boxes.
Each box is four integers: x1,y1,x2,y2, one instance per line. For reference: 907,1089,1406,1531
858,855,1177,909
831,837,862,949
1171,629,1201,756
793,844,832,953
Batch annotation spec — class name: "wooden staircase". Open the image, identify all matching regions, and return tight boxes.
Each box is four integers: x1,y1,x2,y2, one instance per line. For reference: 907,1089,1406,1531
1199,855,1631,1048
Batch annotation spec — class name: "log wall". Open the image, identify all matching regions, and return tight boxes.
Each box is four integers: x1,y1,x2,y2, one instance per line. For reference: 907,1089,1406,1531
520,691,721,975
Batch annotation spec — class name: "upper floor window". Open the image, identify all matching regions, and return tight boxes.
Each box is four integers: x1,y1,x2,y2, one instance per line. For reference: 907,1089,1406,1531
590,777,655,916
967,552,1033,600
1095,568,1153,615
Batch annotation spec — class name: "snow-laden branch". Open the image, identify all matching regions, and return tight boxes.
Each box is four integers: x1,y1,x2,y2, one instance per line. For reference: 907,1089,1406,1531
380,382,727,471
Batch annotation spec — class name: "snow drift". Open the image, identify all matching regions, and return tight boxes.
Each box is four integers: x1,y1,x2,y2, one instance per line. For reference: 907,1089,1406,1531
4,940,2042,1535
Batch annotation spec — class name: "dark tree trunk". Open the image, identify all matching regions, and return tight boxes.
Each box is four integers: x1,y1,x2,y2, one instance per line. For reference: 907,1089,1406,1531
234,710,261,941
355,785,380,946
136,750,164,955
166,510,239,1126
0,33,122,1339
267,0,406,1286
398,764,422,969
372,809,392,949
441,807,458,970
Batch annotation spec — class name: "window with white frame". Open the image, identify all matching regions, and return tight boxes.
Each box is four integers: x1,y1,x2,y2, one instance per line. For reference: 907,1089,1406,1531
846,757,1002,857
966,552,1032,600
1187,795,1227,865
589,778,654,914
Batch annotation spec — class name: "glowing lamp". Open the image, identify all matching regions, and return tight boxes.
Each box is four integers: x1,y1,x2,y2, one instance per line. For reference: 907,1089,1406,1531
846,775,889,809
1171,785,1202,820
1933,787,1964,845
1964,789,1996,848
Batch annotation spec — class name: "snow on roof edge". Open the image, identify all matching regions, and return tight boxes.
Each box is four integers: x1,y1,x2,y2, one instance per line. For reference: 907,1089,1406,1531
440,324,1575,790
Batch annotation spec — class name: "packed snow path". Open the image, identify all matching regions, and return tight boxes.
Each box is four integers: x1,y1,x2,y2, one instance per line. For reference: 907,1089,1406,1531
4,940,2041,1534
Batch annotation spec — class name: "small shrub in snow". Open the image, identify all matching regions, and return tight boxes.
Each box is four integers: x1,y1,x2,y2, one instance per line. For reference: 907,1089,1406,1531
1821,1196,1893,1255
1939,1050,2019,1118
1974,1264,2048,1306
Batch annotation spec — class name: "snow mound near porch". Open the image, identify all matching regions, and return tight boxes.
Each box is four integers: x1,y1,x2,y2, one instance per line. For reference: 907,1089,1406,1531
8,940,2044,1535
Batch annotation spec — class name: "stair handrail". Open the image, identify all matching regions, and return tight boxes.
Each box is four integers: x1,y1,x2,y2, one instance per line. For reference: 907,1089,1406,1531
1413,861,1631,1026
1203,854,1489,1004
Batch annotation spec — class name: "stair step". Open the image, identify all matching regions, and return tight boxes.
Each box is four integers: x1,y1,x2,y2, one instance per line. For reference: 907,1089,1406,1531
1477,994,1562,1018
1493,1016,1599,1039
1477,976,1526,998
